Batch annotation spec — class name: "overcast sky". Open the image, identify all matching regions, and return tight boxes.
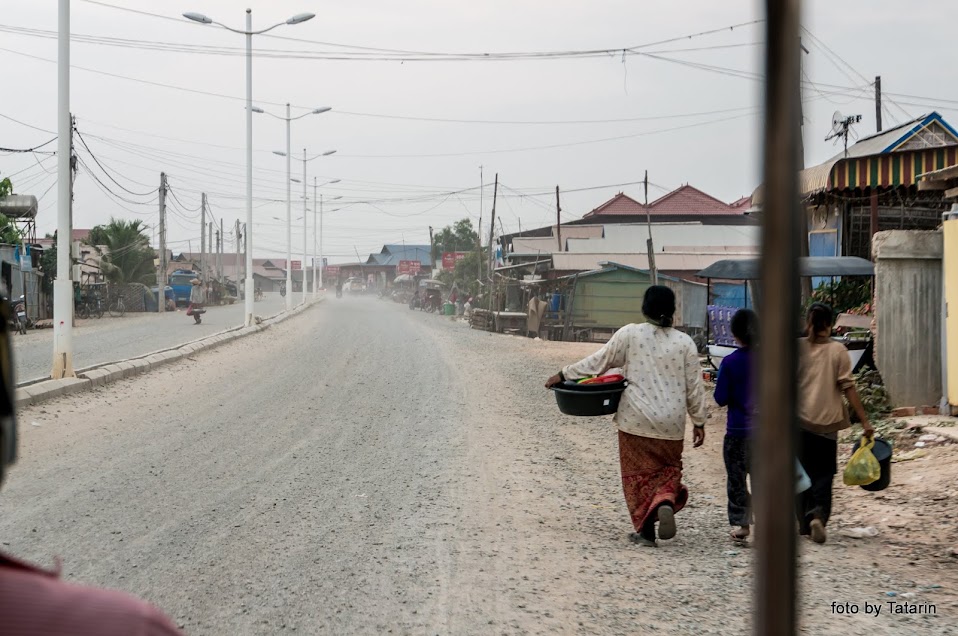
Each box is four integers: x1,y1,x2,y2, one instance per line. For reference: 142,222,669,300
2,0,956,263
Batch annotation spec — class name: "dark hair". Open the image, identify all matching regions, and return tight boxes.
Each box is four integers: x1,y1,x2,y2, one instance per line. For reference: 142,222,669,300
642,285,676,328
807,302,834,336
731,308,758,348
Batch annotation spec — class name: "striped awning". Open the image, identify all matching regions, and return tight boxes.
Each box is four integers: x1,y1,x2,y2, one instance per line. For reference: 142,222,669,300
830,146,958,190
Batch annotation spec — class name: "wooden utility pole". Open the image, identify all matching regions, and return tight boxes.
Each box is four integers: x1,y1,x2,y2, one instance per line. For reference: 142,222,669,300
871,75,882,246
487,174,498,311
644,170,658,284
555,186,562,253
875,76,882,133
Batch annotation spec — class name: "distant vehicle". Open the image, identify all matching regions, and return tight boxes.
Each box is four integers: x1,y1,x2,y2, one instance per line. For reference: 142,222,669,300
345,277,365,293
169,269,199,306
150,285,176,310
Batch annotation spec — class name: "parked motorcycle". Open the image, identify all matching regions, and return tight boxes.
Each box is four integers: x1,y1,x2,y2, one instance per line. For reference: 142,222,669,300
10,296,26,335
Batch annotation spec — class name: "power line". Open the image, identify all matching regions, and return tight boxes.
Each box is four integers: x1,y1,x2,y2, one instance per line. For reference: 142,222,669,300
75,127,156,197
0,136,57,153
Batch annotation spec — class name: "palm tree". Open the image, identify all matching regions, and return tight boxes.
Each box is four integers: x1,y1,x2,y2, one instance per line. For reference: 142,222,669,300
85,219,156,285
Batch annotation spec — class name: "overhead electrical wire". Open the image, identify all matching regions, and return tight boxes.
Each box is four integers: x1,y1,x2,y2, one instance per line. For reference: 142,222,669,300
0,135,57,153
74,128,157,197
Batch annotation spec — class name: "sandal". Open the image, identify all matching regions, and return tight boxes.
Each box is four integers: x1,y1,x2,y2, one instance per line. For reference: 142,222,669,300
657,505,676,540
629,532,657,547
730,527,750,540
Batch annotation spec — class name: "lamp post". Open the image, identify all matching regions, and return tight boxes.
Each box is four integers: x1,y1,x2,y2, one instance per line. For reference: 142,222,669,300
184,8,315,326
313,180,340,299
263,105,330,310
287,150,336,304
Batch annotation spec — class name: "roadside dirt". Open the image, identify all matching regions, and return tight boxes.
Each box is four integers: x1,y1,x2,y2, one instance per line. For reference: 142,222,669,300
2,300,955,635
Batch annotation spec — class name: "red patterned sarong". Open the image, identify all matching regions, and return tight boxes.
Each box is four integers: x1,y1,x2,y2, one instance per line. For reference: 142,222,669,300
618,430,688,531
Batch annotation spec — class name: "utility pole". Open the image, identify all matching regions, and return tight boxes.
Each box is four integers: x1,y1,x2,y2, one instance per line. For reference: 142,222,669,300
318,192,324,294
487,174,498,311
875,75,882,133
208,221,213,281
644,170,658,285
235,219,241,296
428,225,435,271
555,186,562,253
51,0,74,378
218,218,224,285
157,172,167,314
313,178,318,298
478,165,483,288
200,193,206,281
242,223,247,285
301,147,308,306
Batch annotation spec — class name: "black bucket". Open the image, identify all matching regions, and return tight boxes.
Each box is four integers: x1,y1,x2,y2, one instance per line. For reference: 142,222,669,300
551,381,627,417
852,436,893,492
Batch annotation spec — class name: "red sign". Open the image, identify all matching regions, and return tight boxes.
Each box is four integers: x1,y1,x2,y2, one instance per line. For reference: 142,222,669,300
325,266,340,277
291,260,302,270
441,252,467,270
398,260,421,275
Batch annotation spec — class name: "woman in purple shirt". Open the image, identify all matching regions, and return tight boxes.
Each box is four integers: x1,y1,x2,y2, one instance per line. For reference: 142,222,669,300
713,309,758,541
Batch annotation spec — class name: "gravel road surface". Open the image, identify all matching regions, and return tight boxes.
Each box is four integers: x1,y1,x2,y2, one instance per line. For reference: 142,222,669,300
1,297,955,634
11,293,287,384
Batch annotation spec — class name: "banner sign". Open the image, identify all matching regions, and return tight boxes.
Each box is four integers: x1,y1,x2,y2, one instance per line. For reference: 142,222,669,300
398,260,422,275
325,266,340,277
441,252,467,270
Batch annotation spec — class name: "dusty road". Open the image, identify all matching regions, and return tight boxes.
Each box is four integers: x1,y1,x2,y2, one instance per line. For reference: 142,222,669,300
12,293,287,384
1,297,956,635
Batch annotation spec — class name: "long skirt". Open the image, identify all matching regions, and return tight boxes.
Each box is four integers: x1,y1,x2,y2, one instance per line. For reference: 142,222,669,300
618,430,688,532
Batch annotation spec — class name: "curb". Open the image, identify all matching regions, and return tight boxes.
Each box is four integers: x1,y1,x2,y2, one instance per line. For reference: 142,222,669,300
16,298,322,409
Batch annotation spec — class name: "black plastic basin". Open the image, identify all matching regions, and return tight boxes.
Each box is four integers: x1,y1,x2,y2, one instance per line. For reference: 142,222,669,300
552,381,626,416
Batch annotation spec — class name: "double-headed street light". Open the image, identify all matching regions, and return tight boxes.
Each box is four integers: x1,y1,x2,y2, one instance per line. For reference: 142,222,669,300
263,105,331,311
184,8,315,326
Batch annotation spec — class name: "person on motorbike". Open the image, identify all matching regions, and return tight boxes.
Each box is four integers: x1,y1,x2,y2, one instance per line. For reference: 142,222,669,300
0,297,184,635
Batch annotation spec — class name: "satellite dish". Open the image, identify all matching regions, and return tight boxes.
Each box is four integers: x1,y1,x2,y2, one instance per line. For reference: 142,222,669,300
831,111,845,135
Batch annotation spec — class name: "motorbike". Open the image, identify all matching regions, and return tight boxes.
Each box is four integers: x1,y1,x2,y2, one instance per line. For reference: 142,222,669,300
336,287,343,298
10,296,26,335
408,295,421,310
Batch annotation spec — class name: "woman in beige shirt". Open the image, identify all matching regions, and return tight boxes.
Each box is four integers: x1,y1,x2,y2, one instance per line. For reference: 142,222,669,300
546,286,707,547
796,303,874,544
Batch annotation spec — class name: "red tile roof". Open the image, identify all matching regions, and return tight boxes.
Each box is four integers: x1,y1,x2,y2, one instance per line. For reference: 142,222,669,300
582,186,750,218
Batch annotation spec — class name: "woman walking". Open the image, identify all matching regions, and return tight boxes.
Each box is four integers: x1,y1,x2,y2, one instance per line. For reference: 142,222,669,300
713,309,758,541
797,303,874,544
546,286,707,547
188,278,206,325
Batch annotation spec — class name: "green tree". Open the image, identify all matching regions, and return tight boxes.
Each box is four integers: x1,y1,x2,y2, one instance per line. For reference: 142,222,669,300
85,218,156,285
432,218,479,261
39,232,57,294
0,178,22,244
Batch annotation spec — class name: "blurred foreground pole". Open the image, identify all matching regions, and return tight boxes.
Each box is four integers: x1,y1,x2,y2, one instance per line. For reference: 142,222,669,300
52,0,74,379
755,0,803,635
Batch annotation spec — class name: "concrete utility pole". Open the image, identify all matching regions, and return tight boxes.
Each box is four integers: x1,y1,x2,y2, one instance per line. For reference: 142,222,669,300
313,177,322,300
870,75,882,245
200,193,206,280
318,193,324,294
798,37,812,303
218,218,224,285
644,170,658,285
215,228,221,286
235,219,241,296
302,147,308,306
157,172,167,314
52,0,74,378
208,221,213,280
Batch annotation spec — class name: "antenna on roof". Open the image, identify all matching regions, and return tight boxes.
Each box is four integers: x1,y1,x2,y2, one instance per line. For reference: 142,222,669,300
825,111,863,158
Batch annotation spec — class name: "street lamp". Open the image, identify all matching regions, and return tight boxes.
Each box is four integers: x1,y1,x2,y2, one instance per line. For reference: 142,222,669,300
183,8,314,326
287,150,336,305
260,103,331,311
313,184,341,298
